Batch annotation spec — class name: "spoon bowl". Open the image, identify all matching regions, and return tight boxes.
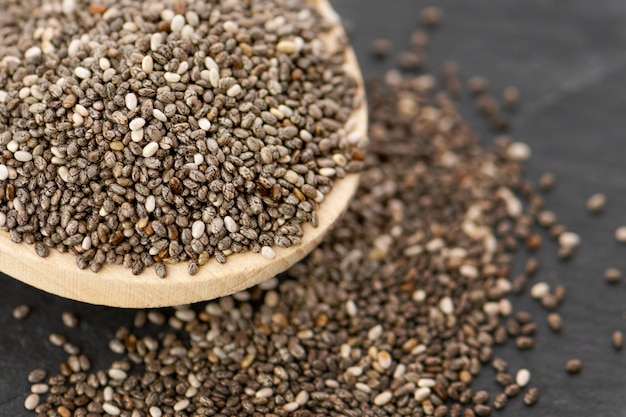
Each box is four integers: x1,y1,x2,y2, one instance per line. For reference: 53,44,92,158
0,0,367,308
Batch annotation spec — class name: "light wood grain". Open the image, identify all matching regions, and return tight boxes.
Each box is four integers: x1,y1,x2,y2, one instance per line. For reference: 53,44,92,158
0,0,367,308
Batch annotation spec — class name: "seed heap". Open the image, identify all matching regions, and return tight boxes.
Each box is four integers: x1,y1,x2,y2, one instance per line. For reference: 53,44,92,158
0,0,364,277
25,61,559,416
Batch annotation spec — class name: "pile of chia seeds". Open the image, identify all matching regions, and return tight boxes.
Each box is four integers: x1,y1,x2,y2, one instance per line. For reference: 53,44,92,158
0,0,364,277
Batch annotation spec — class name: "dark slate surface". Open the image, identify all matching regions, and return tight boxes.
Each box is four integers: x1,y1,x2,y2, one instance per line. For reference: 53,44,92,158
3,1,626,415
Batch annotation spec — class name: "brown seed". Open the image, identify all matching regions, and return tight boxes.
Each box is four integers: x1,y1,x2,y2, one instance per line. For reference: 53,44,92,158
467,77,488,95
12,304,31,320
370,39,392,58
493,393,508,410
88,4,106,14
502,86,520,109
604,267,623,284
586,193,607,214
613,330,624,350
61,312,79,328
538,172,556,192
419,6,444,27
565,359,582,374
504,384,521,398
474,404,491,417
546,313,563,332
523,387,540,406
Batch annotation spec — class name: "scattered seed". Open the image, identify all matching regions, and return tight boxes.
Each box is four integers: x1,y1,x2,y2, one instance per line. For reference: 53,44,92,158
12,304,30,319
615,226,626,243
565,359,582,374
613,330,624,350
523,387,540,406
586,193,607,214
61,312,78,328
515,369,531,387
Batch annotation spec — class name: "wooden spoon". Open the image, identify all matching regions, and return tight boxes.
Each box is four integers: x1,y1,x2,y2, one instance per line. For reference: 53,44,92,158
0,0,367,308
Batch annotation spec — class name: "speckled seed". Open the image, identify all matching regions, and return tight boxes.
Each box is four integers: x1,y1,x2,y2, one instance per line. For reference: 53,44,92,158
516,369,530,387
27,368,47,383
373,391,393,406
586,193,607,214
12,304,30,319
523,387,540,406
261,246,276,260
24,393,40,410
565,359,582,374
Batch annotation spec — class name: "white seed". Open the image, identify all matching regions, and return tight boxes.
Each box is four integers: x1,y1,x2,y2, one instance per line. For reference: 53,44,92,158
173,399,190,411
319,167,336,177
459,263,478,279
82,236,92,251
530,282,550,299
170,14,186,32
345,299,357,316
205,57,219,71
276,40,297,54
14,151,33,162
616,226,626,243
355,382,371,393
150,33,162,51
153,109,167,122
58,166,70,182
283,402,300,412
507,141,531,161
374,391,393,406
209,68,220,87
438,296,454,315
13,198,24,212
142,142,159,158
198,118,212,131
142,55,153,73
482,301,500,315
99,57,111,70
74,104,89,117
131,129,144,142
412,289,426,303
145,195,156,213
0,90,7,103
418,378,436,388
0,212,6,227
516,368,531,387
24,46,42,60
125,93,138,111
347,366,363,376
559,231,580,249
223,20,239,33
7,141,18,153
261,246,276,260
102,403,121,415
191,220,206,239
24,393,40,410
295,390,310,405
0,164,8,180
226,84,242,97
74,66,91,79
377,351,392,369
72,112,84,126
103,386,114,401
164,72,181,83
31,383,49,394
255,387,273,398
129,117,146,131
224,216,239,233
149,406,162,417
414,387,431,402
108,368,127,380
498,298,513,316
368,324,383,340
